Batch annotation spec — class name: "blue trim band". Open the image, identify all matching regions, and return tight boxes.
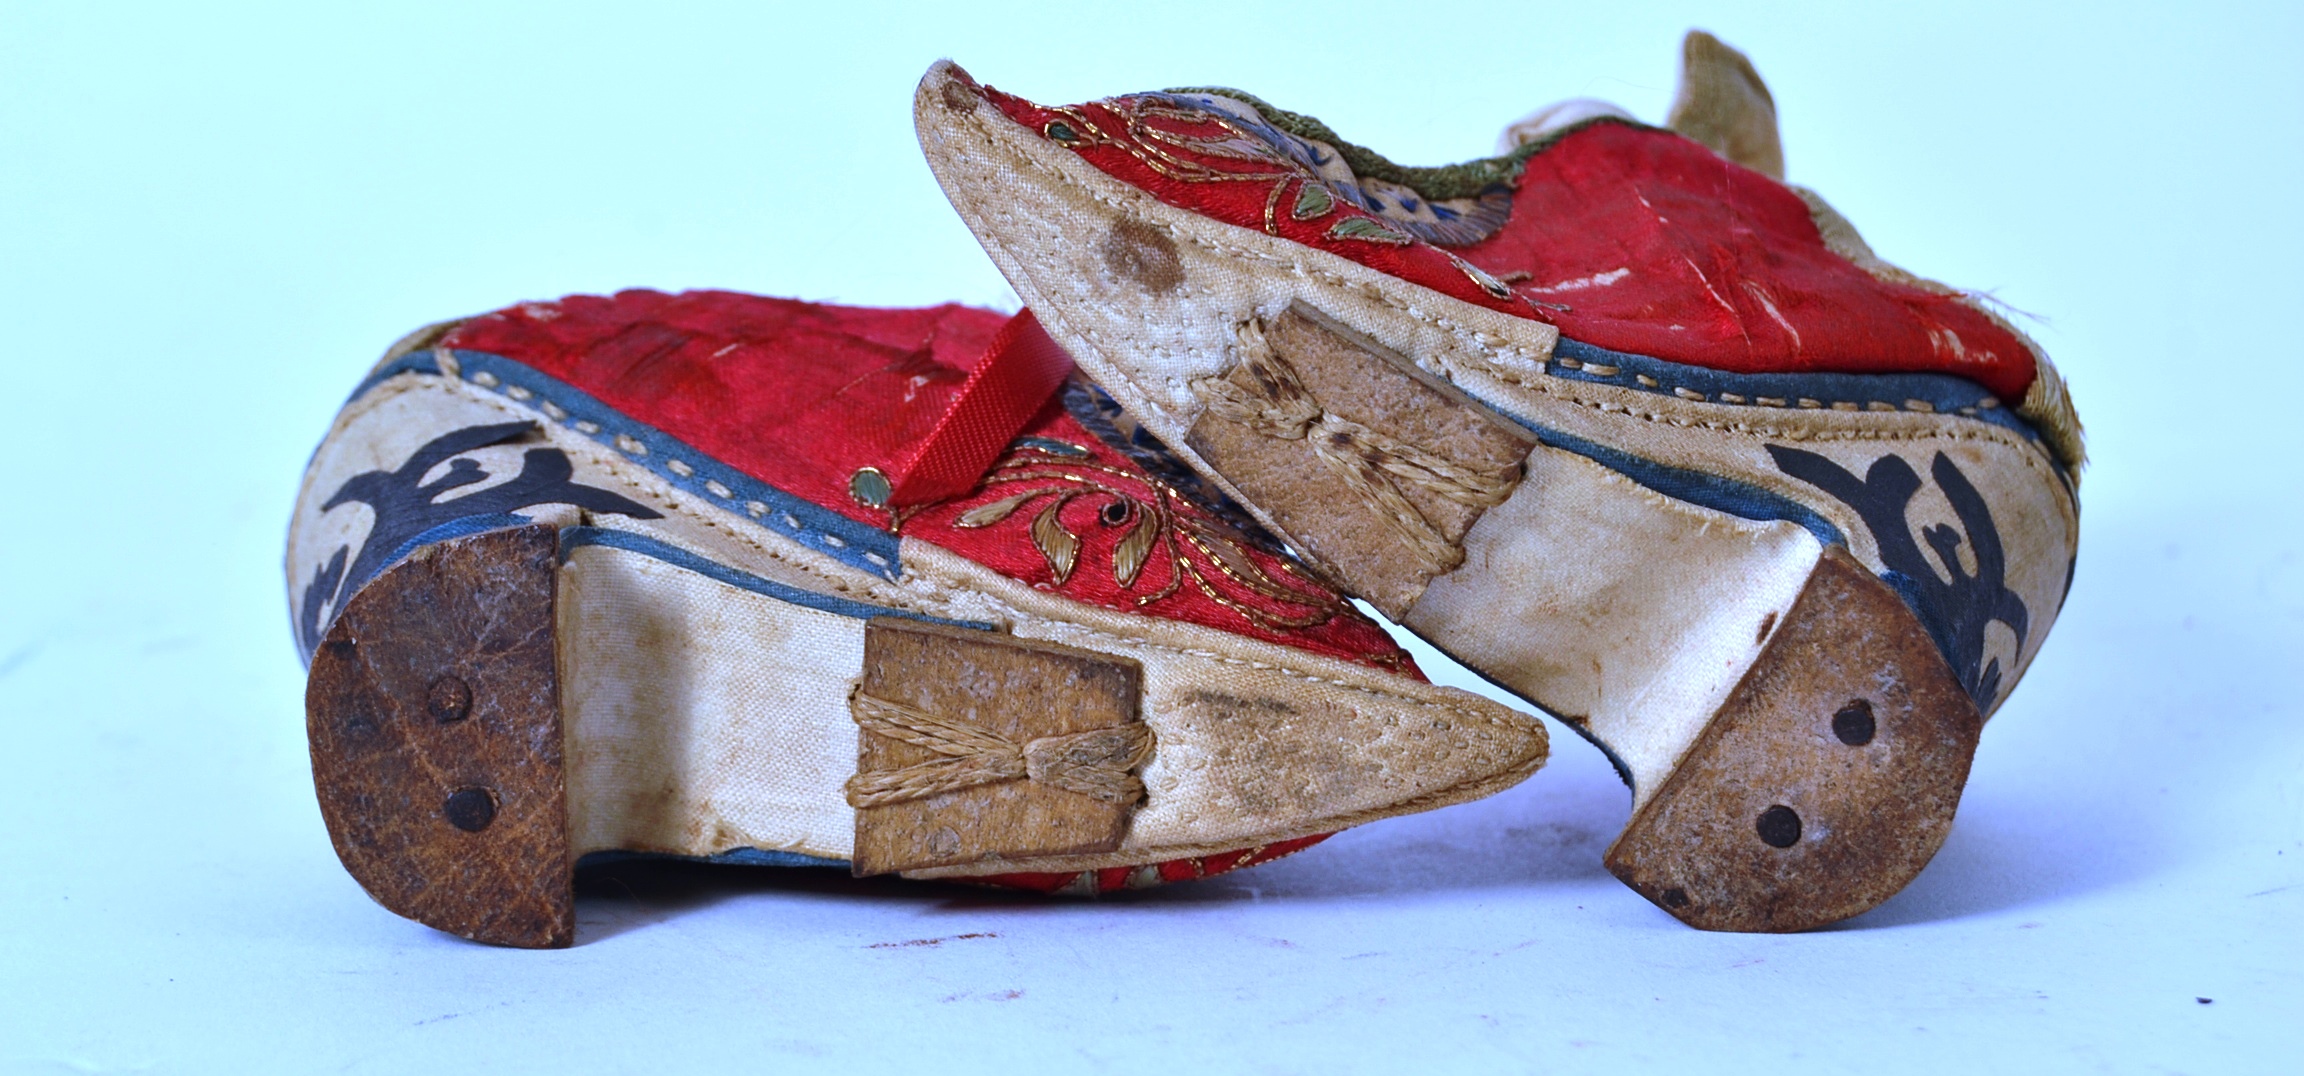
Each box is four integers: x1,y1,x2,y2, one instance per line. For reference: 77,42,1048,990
1489,413,1848,547
380,512,532,570
558,526,993,630
575,848,849,871
354,349,902,582
348,355,433,402
1551,336,2043,445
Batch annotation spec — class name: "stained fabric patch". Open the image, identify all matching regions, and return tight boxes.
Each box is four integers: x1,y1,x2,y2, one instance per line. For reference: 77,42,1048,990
1486,412,1846,548
1472,375,2029,709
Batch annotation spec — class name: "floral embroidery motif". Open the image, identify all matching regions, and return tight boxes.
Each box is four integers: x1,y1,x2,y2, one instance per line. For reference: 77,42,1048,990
1328,216,1413,245
938,441,1346,631
1035,91,1511,248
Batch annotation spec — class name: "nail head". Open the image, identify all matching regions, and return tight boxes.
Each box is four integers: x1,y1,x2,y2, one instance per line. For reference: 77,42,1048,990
1833,699,1876,746
1756,804,1802,848
427,675,473,723
444,787,497,832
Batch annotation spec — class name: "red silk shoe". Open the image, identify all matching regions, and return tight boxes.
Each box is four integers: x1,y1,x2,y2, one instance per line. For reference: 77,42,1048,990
287,290,1545,947
917,32,2081,932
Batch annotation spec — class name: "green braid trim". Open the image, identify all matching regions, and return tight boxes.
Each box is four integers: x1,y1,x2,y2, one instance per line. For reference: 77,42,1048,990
1166,86,1649,201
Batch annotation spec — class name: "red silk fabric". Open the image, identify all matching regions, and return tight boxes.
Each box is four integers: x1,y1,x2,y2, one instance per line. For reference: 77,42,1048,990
1457,122,2034,399
884,309,1073,508
978,833,1332,894
981,86,2037,402
445,291,1376,894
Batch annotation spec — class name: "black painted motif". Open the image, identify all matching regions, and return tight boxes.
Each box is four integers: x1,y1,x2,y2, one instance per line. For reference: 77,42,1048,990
1767,446,2029,709
296,422,661,655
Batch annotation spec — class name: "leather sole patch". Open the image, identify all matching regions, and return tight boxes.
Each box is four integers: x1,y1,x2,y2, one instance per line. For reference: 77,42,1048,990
1185,302,1536,617
305,524,575,949
1603,546,1982,932
849,619,1148,876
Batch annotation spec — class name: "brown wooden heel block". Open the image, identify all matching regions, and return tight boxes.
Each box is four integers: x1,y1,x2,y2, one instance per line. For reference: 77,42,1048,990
850,619,1148,877
1603,546,1983,933
1186,302,1537,617
305,524,574,949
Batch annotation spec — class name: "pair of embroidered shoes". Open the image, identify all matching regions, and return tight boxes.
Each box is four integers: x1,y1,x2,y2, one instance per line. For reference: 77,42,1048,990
289,33,2081,946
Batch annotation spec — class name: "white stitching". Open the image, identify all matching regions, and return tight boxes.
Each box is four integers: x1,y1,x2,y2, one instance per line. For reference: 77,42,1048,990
442,365,888,569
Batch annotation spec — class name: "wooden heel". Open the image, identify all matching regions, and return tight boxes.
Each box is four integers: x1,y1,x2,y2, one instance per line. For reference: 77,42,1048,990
305,524,574,949
1603,547,1983,932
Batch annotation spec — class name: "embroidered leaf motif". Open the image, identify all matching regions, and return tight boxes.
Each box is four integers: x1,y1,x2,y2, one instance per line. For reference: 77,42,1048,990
1031,496,1082,583
1112,512,1158,588
920,440,1345,632
1327,216,1413,245
1180,518,1334,607
955,490,1042,528
1291,182,1334,221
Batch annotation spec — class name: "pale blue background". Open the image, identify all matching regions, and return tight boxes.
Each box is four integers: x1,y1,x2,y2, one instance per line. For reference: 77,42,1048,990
3,2,2299,1072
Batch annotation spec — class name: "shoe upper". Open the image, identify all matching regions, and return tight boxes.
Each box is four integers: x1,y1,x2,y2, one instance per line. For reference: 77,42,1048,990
432,289,1416,674
916,47,2082,737
953,69,2082,473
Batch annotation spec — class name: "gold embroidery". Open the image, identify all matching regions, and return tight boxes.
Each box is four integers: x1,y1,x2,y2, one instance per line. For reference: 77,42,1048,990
1445,251,1515,299
1038,94,1509,247
942,442,1344,631
1043,100,1306,237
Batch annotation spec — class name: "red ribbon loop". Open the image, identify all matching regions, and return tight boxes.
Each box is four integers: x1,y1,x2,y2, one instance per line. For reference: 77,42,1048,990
882,309,1075,509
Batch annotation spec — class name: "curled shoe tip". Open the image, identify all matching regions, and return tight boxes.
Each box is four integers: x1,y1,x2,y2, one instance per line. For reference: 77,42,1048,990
917,60,982,115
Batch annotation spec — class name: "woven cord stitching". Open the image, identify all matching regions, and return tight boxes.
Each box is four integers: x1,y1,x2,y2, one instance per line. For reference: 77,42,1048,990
1194,319,1518,574
844,689,1156,808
